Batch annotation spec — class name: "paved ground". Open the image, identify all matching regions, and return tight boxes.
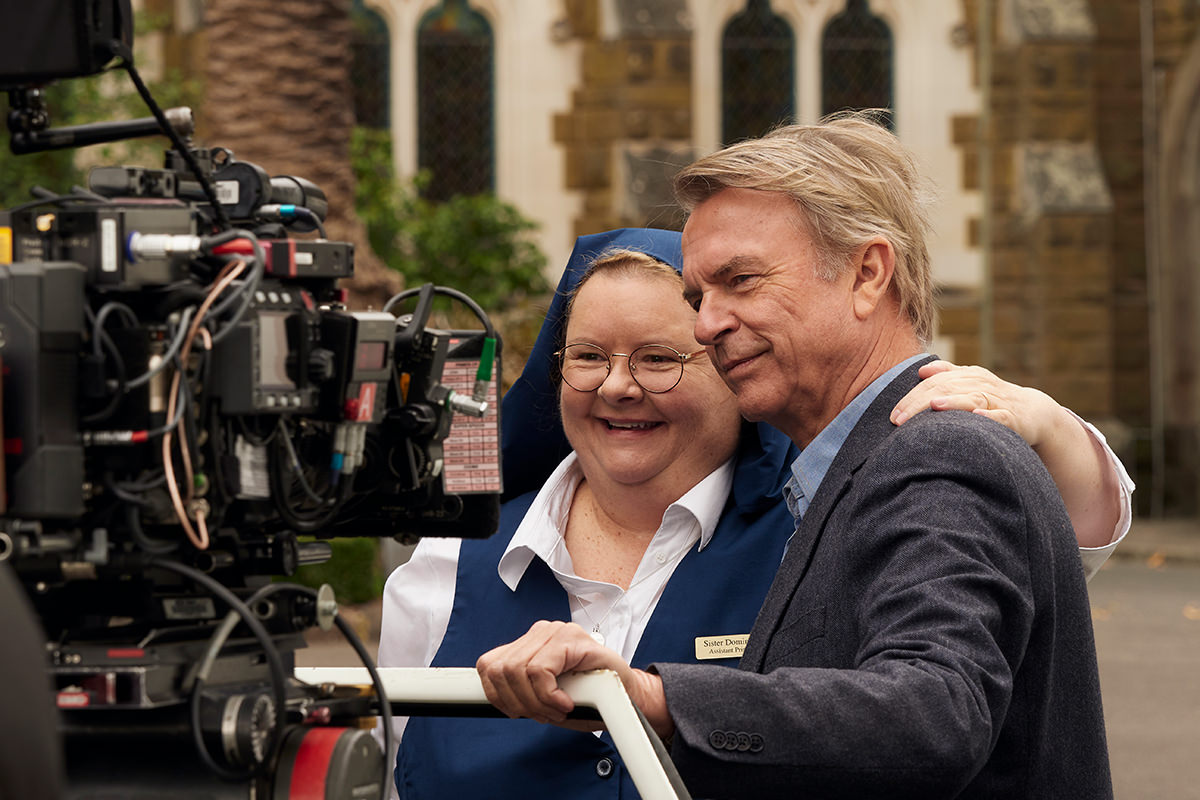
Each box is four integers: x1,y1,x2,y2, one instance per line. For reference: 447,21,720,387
1089,556,1200,799
298,519,1200,798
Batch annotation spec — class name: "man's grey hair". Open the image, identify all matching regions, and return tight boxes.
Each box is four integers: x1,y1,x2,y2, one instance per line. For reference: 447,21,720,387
674,111,937,345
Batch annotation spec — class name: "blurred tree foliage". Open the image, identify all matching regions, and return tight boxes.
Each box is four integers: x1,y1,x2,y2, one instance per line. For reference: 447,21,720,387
0,81,91,209
0,9,202,209
288,537,385,606
351,127,550,311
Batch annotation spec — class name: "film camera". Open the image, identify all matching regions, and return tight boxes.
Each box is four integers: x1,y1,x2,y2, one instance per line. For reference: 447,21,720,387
0,3,503,797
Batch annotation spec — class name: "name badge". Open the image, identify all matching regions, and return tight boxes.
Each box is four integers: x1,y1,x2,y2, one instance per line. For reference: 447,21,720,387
695,634,749,660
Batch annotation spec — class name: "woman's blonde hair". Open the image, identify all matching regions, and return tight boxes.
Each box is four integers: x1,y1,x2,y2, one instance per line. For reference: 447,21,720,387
673,111,937,344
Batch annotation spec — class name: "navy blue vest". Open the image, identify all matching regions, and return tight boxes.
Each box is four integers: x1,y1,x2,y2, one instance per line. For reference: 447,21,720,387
395,471,794,799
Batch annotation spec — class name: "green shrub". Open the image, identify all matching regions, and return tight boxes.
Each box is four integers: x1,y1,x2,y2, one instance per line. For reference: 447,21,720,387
288,537,384,606
351,127,550,312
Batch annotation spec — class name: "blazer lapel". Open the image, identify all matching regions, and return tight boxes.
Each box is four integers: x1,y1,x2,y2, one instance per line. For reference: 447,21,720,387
740,357,934,671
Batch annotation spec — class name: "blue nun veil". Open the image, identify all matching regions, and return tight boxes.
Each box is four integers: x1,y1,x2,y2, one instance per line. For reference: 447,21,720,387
499,228,796,513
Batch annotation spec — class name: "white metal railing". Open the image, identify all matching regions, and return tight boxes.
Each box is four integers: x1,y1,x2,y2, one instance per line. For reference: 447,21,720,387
294,666,691,800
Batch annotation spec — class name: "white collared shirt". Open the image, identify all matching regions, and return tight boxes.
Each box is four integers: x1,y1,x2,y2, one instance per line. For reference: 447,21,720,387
1071,412,1136,579
376,452,735,740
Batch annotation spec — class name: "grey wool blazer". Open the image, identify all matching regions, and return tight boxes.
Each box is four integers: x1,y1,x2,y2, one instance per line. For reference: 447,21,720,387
655,359,1111,800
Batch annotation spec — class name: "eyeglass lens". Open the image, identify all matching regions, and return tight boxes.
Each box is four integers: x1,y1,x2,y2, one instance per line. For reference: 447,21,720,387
560,343,685,393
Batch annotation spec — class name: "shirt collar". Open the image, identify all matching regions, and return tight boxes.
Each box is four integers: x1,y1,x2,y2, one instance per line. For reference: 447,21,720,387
497,452,735,591
784,353,929,520
680,457,735,549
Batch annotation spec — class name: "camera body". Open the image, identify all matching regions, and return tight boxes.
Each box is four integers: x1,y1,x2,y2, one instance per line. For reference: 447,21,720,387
0,0,132,89
0,151,504,797
0,5,504,795
0,147,503,597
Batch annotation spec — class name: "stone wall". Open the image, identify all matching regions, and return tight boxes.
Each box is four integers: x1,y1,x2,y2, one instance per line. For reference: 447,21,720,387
1091,2,1151,429
1147,0,1200,512
952,0,1200,513
981,0,1119,421
553,0,694,236
952,0,1146,497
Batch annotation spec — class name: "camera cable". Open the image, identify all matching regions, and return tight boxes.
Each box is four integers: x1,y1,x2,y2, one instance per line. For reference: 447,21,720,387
383,286,496,338
269,452,355,534
149,558,289,782
185,581,394,800
384,285,499,406
276,419,336,508
125,306,194,390
201,230,266,344
81,306,130,423
162,259,246,549
111,41,232,232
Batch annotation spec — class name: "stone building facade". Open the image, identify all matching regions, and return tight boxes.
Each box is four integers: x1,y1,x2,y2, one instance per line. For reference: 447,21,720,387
948,0,1200,514
139,0,1200,517
554,0,694,236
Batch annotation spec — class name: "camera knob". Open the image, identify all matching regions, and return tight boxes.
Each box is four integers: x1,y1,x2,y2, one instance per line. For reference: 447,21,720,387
397,404,438,435
200,690,276,769
307,349,335,382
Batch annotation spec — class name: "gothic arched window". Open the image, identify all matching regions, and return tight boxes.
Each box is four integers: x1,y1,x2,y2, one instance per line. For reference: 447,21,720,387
821,0,894,127
417,0,494,200
350,0,390,129
721,0,795,145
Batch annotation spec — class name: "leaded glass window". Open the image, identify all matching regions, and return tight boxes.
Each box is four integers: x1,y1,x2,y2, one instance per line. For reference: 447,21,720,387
721,0,795,146
821,0,893,127
350,0,390,129
417,0,494,201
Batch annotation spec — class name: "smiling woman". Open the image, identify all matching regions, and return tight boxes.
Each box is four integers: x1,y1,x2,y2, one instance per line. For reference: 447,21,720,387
557,254,743,547
375,228,799,800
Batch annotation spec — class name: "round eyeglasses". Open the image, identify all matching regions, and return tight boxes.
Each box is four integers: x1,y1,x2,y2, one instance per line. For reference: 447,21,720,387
554,343,708,394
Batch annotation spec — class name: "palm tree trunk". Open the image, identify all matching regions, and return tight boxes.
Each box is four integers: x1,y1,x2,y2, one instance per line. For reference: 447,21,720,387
201,0,400,307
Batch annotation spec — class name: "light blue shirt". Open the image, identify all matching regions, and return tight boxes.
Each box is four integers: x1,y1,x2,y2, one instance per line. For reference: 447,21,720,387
783,354,929,524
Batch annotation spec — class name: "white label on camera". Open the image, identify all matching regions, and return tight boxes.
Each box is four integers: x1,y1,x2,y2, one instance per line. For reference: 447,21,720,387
216,180,239,205
100,218,117,272
235,434,271,499
163,596,216,620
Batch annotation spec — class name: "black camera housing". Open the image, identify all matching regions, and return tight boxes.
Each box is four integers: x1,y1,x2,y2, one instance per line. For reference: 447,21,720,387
0,8,505,796
0,0,133,89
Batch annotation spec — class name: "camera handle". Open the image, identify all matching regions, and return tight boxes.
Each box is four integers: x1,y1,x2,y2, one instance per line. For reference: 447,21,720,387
294,666,692,800
6,88,193,155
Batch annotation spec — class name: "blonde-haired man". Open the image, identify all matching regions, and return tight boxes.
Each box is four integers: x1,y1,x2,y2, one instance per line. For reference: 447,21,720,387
479,113,1113,799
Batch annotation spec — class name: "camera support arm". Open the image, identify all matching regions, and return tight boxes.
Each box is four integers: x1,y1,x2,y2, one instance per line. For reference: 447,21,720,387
6,88,194,155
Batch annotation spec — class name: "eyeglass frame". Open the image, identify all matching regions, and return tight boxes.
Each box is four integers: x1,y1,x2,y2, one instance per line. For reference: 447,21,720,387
553,342,709,394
